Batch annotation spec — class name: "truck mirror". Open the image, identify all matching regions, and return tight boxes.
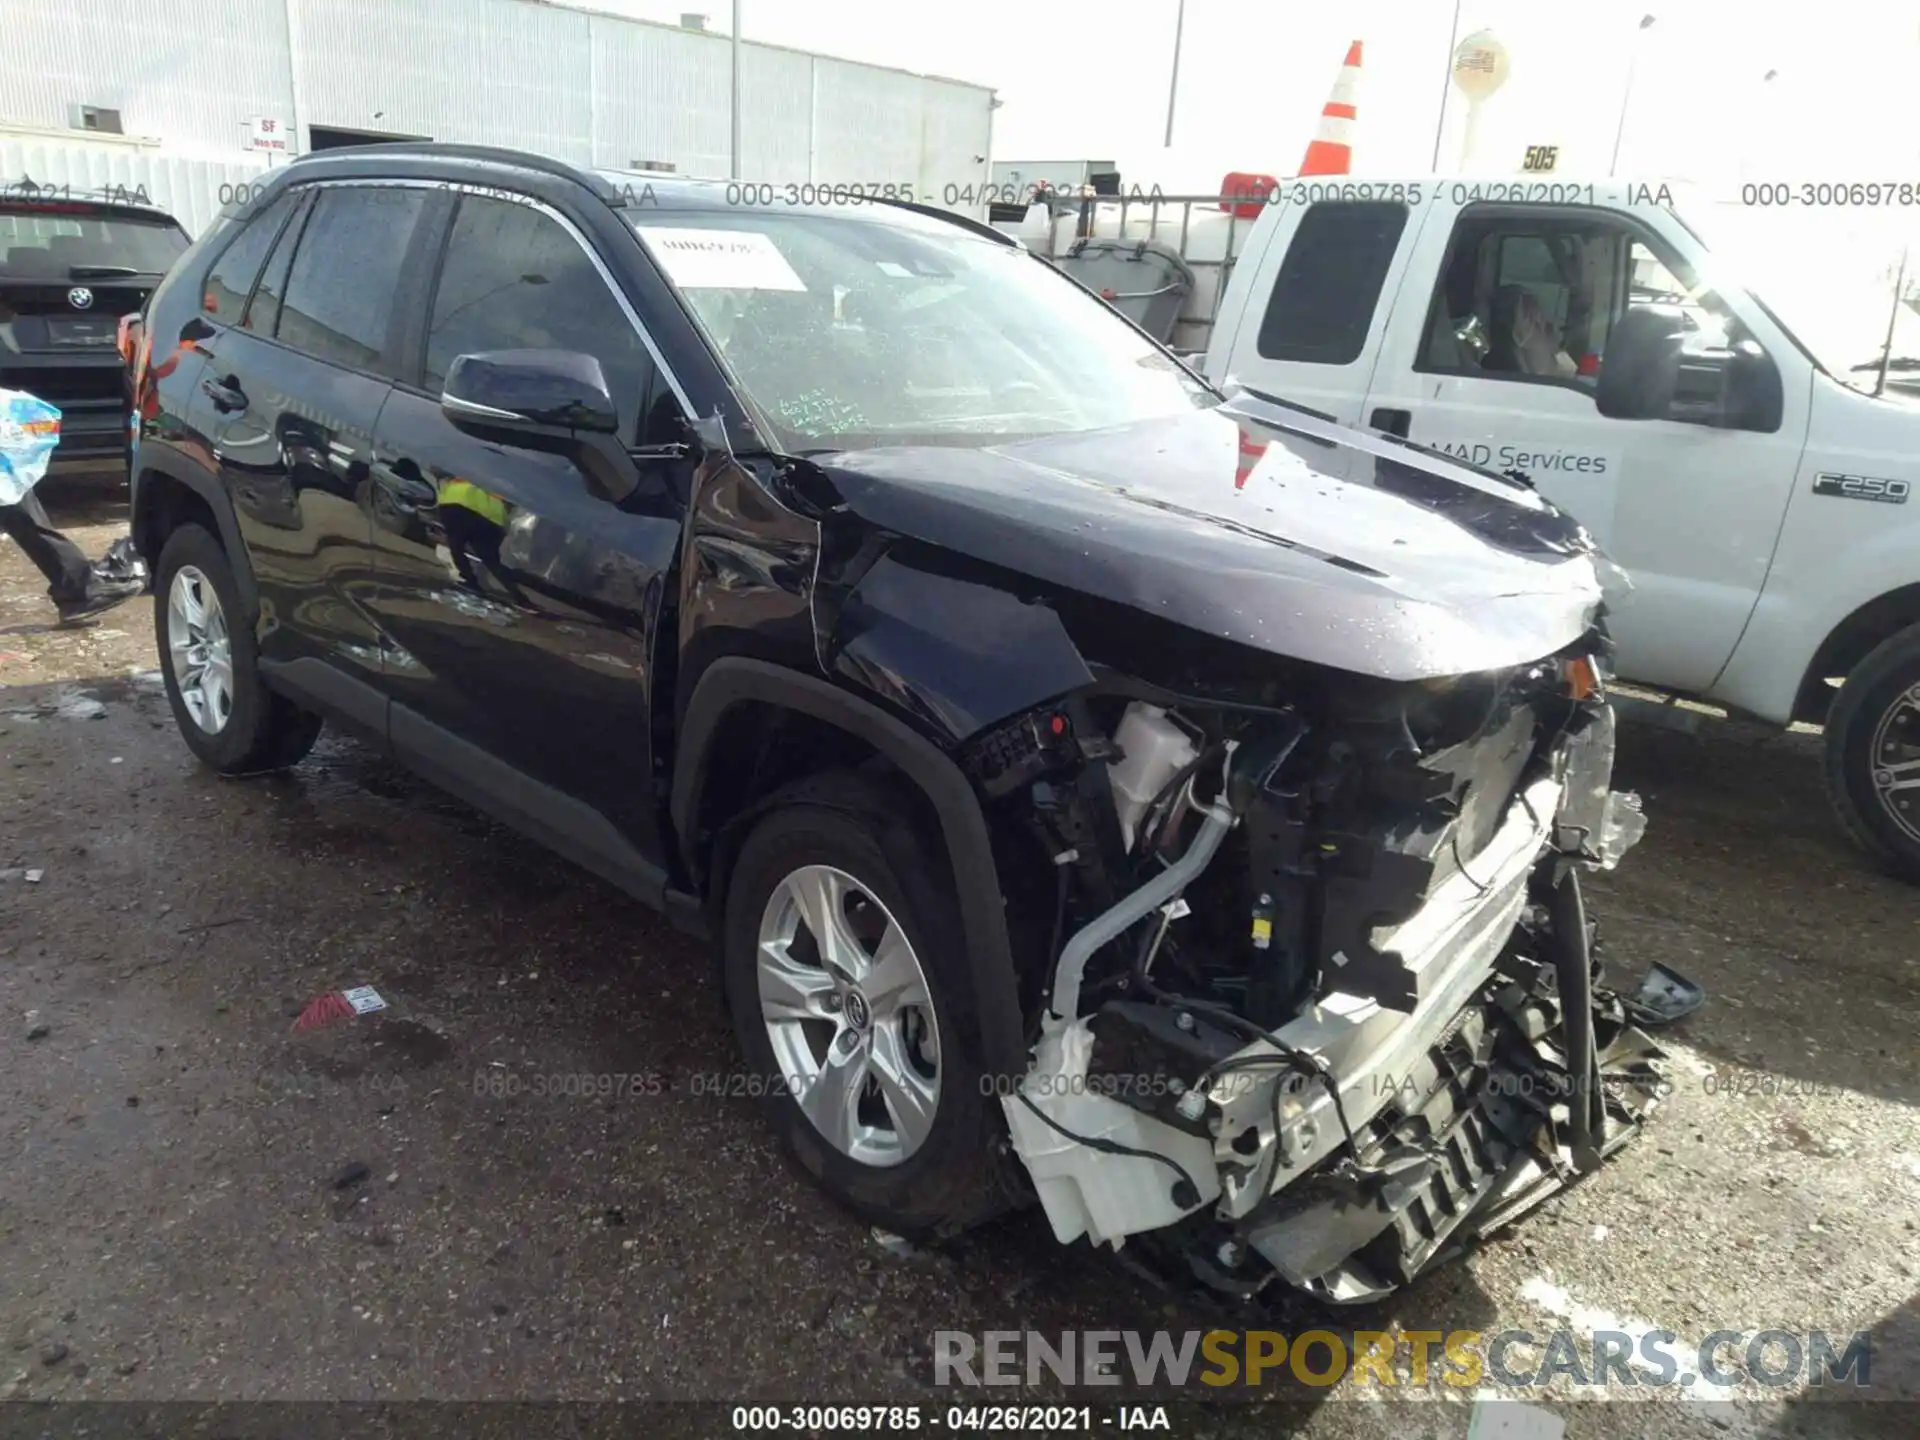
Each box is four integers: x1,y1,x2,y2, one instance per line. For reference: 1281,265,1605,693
1723,338,1784,432
1596,305,1783,433
1595,305,1685,421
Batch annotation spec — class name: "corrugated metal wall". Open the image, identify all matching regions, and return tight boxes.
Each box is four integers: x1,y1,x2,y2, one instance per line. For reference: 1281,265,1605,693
296,0,599,163
0,0,994,207
0,0,295,157
0,138,271,237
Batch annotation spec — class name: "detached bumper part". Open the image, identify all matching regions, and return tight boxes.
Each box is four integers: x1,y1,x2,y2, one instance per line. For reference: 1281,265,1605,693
1552,706,1648,870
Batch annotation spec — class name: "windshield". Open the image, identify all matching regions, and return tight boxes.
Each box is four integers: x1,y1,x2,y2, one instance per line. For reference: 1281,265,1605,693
1676,199,1920,396
0,204,190,278
629,206,1215,450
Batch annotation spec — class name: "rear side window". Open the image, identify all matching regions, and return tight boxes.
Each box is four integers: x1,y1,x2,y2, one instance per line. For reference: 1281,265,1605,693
1255,202,1409,365
202,193,297,323
277,187,427,374
424,194,655,442
246,193,310,337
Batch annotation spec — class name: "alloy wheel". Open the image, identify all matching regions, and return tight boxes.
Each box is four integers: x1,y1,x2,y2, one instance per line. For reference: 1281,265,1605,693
1869,683,1920,845
756,864,942,1167
167,564,233,735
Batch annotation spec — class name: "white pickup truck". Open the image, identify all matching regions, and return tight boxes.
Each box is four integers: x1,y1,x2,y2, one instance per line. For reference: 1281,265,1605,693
1010,178,1920,880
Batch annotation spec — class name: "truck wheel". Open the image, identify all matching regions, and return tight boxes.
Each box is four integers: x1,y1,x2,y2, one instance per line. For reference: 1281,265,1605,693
720,773,1016,1237
1825,624,1920,883
154,524,322,775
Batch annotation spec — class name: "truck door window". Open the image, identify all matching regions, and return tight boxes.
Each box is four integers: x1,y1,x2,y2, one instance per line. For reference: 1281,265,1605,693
1254,201,1408,365
1419,215,1751,402
1421,220,1627,387
1497,236,1570,334
1628,240,1700,308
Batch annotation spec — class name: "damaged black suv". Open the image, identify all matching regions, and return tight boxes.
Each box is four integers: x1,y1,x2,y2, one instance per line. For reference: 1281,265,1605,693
130,144,1664,1302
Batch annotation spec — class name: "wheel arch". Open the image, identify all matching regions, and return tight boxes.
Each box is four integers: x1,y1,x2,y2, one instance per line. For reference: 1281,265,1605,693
133,456,259,618
1794,584,1920,724
671,657,1026,1079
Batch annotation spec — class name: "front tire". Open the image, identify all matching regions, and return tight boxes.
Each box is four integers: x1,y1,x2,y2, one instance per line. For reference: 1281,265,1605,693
721,773,1016,1237
154,523,321,775
1824,624,1920,883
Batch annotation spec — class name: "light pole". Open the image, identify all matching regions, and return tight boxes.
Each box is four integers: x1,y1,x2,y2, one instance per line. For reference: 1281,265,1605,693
1164,0,1187,147
1609,13,1657,177
1742,68,1778,180
730,0,743,180
1430,0,1463,173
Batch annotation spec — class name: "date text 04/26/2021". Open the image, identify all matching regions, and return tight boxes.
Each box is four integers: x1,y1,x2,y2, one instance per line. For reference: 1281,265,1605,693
728,1404,1172,1431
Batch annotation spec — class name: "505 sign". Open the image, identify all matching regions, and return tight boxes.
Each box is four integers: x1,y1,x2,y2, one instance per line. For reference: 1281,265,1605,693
1521,145,1560,173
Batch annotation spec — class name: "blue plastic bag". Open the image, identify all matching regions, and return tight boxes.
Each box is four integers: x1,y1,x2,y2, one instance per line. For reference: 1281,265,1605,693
0,389,62,507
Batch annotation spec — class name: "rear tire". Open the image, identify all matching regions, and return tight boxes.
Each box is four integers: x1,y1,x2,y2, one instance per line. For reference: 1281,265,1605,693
1824,623,1920,883
154,523,321,775
720,772,1017,1237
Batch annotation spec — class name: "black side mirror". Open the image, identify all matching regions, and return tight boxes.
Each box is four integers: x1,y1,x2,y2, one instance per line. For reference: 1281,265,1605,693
1596,305,1782,432
441,349,640,502
442,349,617,434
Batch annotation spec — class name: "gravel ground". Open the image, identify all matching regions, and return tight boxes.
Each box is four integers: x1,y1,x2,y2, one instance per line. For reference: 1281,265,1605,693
2,487,1917,1439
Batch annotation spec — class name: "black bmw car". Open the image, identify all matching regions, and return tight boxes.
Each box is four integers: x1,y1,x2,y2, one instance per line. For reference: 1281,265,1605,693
0,184,192,481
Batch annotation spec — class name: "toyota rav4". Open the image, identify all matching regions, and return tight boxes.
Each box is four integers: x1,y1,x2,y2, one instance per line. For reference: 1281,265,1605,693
128,144,1664,1301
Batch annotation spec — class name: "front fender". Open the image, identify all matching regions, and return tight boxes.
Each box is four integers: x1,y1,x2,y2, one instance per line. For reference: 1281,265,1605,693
670,656,1028,1079
820,548,1096,746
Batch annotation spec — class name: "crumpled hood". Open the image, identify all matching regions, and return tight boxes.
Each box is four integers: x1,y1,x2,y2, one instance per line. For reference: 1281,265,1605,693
804,397,1613,682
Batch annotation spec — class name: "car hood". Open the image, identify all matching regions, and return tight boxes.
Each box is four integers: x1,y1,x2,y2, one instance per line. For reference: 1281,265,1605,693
801,397,1613,682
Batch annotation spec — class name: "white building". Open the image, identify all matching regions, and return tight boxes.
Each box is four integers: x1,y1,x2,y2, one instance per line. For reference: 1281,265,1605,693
0,0,998,233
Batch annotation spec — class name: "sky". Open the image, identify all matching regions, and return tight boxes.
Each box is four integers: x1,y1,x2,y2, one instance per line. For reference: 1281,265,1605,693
593,1,1916,182
593,0,1919,273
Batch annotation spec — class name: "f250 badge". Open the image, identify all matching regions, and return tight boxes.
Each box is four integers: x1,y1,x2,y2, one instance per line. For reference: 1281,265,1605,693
1812,472,1910,504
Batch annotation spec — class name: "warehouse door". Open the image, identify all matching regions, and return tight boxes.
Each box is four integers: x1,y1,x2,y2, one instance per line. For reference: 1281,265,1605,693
308,125,432,152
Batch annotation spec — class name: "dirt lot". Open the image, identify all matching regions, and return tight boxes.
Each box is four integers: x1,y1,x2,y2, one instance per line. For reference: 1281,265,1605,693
3,487,1917,1439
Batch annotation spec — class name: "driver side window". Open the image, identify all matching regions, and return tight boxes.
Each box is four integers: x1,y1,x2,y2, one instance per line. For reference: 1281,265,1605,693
1625,238,1731,341
425,195,679,447
1418,213,1739,392
1419,221,1614,385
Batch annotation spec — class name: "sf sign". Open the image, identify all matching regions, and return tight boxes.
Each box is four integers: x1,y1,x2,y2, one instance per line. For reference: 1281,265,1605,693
1522,145,1559,173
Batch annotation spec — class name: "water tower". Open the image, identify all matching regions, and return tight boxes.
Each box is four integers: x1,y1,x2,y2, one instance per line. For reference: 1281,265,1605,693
1450,30,1511,171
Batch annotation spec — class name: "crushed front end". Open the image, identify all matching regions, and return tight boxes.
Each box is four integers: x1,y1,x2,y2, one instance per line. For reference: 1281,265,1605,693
969,637,1664,1302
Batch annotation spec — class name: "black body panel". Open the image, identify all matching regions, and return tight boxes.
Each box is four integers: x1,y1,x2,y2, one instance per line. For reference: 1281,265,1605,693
808,403,1605,685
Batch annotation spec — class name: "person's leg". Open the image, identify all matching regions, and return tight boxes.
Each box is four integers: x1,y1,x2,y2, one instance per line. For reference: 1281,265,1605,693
0,490,94,603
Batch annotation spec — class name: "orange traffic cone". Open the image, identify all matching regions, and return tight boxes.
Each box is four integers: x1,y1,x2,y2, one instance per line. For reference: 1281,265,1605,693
1234,426,1270,491
1298,41,1362,176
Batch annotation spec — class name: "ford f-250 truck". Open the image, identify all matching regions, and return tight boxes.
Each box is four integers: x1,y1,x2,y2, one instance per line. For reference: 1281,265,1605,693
1018,178,1920,880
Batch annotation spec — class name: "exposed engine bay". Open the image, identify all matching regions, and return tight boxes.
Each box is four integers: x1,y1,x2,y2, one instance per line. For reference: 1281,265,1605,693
963,635,1663,1302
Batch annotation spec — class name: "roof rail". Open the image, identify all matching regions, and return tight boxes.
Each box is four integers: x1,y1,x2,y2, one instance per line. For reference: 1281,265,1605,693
287,143,626,204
